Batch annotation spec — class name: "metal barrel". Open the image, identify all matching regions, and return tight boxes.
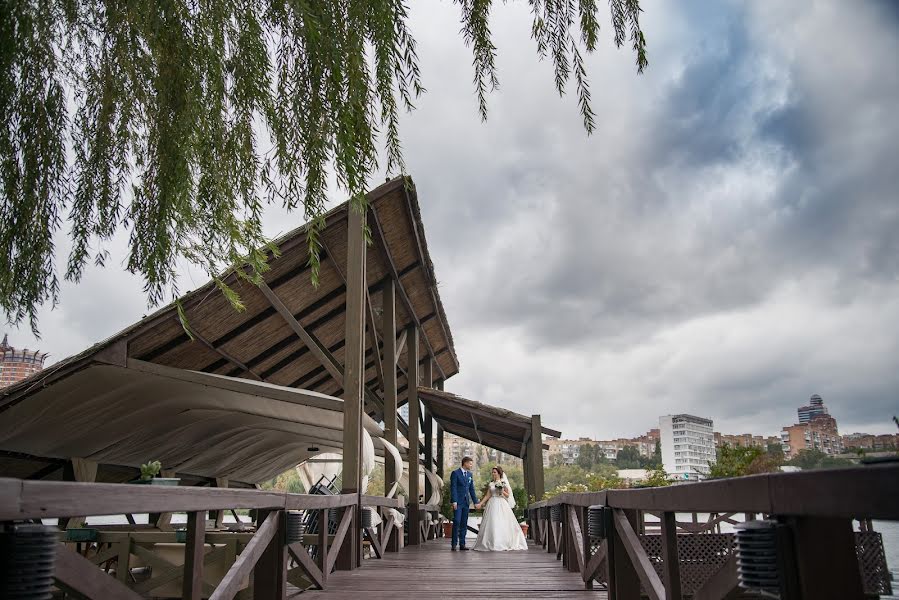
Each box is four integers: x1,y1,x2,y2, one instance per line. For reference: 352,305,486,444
735,520,781,595
0,523,58,600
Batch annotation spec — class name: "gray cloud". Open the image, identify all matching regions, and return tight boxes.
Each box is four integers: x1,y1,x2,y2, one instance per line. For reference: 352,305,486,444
6,0,898,440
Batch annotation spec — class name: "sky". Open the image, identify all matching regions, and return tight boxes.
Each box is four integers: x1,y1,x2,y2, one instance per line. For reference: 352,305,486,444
6,0,899,440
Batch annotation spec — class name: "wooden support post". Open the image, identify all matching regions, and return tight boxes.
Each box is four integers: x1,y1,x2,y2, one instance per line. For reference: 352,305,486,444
254,510,288,600
317,509,329,587
213,478,228,529
660,511,683,600
338,205,366,570
790,516,864,599
182,511,206,600
381,278,401,553
436,425,445,480
529,415,545,501
406,325,421,545
522,450,532,503
64,457,98,529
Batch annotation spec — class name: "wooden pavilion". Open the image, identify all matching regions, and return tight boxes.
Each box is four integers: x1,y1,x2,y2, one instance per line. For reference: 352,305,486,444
0,176,554,578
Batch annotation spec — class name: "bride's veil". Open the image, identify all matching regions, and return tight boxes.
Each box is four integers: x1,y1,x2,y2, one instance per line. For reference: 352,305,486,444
501,474,516,509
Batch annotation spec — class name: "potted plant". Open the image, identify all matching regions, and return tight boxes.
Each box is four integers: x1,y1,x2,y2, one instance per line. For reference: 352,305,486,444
440,483,454,538
132,460,180,486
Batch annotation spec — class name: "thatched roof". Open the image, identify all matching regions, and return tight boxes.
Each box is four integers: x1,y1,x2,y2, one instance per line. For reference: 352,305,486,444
0,177,456,485
418,387,561,457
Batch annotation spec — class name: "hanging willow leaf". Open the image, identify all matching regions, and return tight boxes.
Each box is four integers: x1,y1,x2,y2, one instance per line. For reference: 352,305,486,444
0,0,647,334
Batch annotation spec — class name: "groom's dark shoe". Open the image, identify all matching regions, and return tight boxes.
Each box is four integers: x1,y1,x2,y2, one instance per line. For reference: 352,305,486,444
460,546,470,551
451,546,457,551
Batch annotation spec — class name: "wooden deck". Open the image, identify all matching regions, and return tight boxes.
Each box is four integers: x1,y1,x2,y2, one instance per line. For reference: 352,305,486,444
306,541,607,599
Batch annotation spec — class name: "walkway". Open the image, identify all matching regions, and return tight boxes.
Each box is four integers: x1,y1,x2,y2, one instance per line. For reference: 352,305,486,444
306,541,607,599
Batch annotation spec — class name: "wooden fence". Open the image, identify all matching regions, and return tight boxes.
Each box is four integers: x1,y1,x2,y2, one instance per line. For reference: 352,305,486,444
526,463,899,600
0,477,405,599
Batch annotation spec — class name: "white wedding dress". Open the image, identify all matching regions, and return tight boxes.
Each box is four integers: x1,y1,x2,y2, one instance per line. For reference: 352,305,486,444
472,478,528,551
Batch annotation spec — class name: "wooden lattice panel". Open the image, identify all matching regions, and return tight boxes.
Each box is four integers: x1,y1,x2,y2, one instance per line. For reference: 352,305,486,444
642,533,735,594
856,531,893,596
586,531,892,598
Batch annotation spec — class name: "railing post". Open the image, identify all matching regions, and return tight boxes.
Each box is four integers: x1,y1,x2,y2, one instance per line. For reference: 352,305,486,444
182,510,207,600
581,506,593,589
660,511,683,600
789,516,865,599
607,508,641,600
254,509,287,600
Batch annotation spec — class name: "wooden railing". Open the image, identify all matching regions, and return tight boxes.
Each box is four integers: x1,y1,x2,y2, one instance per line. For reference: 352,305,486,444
0,478,404,599
526,463,899,600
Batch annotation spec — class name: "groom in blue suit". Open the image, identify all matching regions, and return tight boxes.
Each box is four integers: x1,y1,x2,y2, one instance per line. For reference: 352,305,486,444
449,456,480,551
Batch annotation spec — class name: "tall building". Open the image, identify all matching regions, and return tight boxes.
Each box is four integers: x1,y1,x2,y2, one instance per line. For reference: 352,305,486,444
714,433,781,449
399,403,410,424
660,414,716,481
0,335,47,388
797,394,828,424
781,414,842,459
443,433,485,472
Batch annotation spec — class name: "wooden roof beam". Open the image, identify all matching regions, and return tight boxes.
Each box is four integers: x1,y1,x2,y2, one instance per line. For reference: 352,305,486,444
178,318,264,381
368,207,447,381
258,281,345,388
419,391,531,432
400,184,460,375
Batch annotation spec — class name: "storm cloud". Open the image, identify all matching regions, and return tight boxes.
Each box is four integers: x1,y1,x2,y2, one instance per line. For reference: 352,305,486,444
8,0,899,440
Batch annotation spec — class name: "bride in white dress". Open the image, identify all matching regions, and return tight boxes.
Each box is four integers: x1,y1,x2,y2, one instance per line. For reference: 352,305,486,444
472,466,528,551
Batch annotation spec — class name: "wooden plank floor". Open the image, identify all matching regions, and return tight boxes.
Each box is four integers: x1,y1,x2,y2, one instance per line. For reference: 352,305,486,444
304,540,608,599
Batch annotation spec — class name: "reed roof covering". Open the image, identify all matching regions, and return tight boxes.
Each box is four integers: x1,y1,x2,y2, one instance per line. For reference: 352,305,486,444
418,387,561,457
0,177,454,484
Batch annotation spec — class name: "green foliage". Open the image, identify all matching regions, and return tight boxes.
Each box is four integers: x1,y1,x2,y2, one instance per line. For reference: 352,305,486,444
639,468,671,488
615,444,642,469
366,465,385,496
259,468,305,494
140,460,162,480
441,479,454,518
1,0,647,333
576,443,610,470
543,481,588,499
787,449,851,470
512,486,527,520
708,444,784,479
544,463,590,490
646,440,663,469
766,442,785,462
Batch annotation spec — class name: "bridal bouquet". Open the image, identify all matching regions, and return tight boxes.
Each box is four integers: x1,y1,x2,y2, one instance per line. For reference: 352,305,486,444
493,481,504,493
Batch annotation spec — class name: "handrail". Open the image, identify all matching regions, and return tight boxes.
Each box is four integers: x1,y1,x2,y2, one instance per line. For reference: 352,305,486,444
527,463,899,519
361,495,404,508
0,477,357,521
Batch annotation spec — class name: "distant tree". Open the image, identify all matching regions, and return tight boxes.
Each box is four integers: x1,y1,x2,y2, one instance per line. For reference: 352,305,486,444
787,449,851,470
766,442,785,463
708,444,780,479
638,440,662,469
549,454,565,468
637,468,671,488
576,444,595,470
544,464,590,491
586,471,625,491
1,1,648,333
615,445,642,469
